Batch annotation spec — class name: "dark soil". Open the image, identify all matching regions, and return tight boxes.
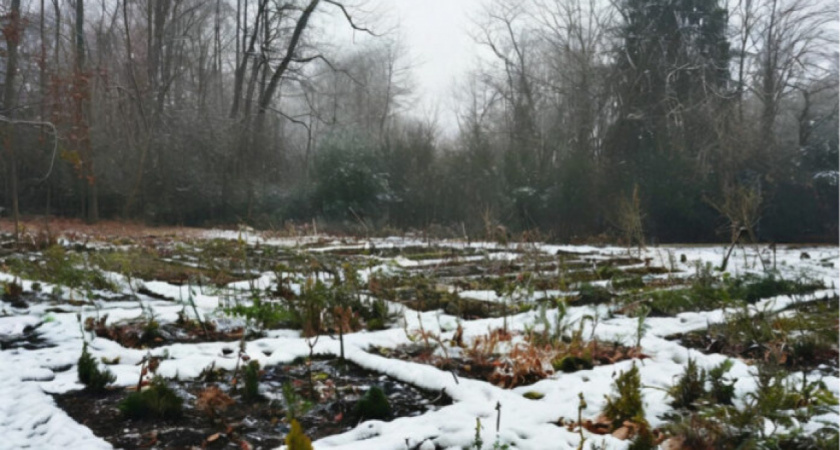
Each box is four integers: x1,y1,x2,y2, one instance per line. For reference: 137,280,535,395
54,356,450,449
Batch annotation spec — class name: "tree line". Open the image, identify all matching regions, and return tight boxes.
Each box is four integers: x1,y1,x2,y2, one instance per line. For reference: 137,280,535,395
1,0,837,243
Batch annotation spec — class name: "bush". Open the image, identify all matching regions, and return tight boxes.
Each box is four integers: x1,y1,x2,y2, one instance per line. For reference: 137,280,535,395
77,343,115,393
355,386,391,421
312,133,390,221
119,376,183,420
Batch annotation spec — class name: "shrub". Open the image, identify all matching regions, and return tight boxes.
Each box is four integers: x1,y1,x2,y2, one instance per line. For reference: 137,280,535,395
285,419,313,450
312,133,390,221
355,386,391,421
119,376,183,420
77,343,116,393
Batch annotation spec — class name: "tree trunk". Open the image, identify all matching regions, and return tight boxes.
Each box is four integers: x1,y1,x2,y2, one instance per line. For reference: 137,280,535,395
75,0,98,222
3,0,22,242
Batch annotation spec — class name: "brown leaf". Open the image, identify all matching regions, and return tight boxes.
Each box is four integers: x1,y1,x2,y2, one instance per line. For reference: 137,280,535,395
612,426,631,440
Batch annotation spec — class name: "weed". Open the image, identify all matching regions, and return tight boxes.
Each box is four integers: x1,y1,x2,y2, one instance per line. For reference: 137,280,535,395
223,290,293,332
77,343,116,393
576,393,587,450
8,245,115,293
281,383,312,421
473,418,484,450
119,376,183,420
613,276,645,290
195,385,235,419
576,284,611,305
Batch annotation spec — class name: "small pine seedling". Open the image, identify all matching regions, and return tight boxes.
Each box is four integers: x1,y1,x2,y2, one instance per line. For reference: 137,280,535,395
119,376,183,420
285,419,313,450
355,386,391,421
603,363,645,428
78,343,116,393
243,360,261,402
669,358,706,410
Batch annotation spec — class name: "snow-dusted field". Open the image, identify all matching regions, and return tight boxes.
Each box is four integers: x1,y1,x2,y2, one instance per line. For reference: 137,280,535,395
0,232,837,450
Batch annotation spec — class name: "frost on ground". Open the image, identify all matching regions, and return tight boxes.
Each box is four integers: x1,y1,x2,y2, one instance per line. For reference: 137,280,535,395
0,231,837,450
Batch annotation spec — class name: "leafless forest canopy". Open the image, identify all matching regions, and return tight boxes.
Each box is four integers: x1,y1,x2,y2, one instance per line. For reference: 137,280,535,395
0,0,837,242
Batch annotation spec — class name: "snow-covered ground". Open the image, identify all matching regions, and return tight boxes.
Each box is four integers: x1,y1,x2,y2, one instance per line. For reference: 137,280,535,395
0,234,837,450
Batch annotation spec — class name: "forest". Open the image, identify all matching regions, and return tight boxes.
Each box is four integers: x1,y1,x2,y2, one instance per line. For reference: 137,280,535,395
1,2,839,449
0,0,837,243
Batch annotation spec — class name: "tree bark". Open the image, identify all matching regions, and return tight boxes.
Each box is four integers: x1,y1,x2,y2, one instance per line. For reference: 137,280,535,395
3,0,22,242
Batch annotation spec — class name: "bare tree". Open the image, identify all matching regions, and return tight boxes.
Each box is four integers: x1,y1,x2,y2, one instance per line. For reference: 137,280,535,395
2,0,23,241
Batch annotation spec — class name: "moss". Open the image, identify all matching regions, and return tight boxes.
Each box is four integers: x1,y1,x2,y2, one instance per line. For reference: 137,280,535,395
355,386,391,421
285,419,313,450
522,391,545,400
77,343,115,393
552,355,593,373
118,377,183,420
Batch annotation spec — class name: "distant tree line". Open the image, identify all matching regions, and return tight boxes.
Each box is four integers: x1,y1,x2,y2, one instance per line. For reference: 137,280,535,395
1,0,837,243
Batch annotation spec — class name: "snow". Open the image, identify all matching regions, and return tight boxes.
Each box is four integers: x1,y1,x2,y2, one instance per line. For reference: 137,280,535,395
0,235,837,449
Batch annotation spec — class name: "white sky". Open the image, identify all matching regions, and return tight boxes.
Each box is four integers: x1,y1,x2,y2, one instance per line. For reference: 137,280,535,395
326,0,486,135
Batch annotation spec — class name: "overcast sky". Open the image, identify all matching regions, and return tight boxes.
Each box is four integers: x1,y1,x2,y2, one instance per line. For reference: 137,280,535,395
327,0,486,135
